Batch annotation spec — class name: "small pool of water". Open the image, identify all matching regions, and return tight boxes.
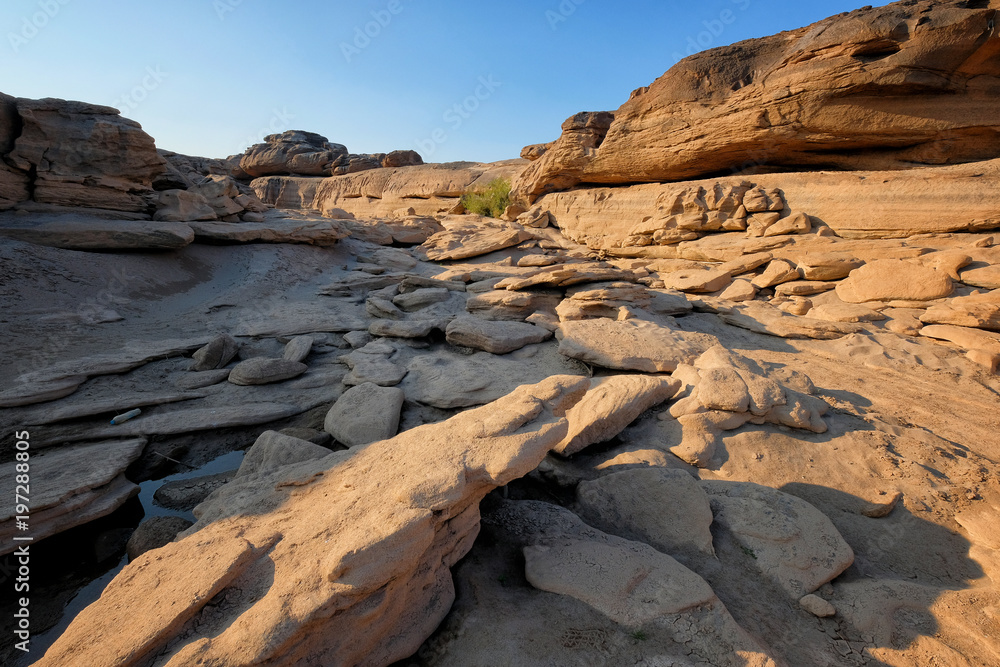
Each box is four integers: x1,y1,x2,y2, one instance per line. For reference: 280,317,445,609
15,449,245,665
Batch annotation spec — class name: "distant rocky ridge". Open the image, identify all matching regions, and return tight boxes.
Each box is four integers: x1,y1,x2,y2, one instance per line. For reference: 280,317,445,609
511,0,1000,202
0,94,435,229
238,129,423,178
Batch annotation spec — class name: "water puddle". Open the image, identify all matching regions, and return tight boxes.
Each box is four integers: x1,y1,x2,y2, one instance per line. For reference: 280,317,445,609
8,450,244,665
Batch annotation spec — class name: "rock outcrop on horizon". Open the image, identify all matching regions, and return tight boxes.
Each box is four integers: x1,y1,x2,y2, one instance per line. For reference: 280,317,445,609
238,129,423,179
512,0,1000,202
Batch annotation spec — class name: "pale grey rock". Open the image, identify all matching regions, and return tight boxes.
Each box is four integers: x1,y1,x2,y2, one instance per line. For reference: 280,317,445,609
557,318,711,372
324,383,405,447
228,358,308,385
0,218,194,250
445,316,552,354
126,516,195,561
701,481,854,599
192,334,240,371
0,438,146,555
282,335,314,363
576,468,716,563
392,288,451,312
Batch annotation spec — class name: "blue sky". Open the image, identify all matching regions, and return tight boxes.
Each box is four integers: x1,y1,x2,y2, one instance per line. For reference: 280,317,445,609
2,0,885,163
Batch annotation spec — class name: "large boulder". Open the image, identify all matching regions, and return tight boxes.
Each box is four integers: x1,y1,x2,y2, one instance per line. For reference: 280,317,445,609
5,96,166,211
512,1,1000,202
381,149,423,168
239,130,348,178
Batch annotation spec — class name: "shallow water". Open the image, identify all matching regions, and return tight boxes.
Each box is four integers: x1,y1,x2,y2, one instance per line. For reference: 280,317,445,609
12,449,244,665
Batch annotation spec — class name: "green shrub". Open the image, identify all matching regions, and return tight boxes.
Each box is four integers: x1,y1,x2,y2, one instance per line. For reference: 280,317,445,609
460,177,510,218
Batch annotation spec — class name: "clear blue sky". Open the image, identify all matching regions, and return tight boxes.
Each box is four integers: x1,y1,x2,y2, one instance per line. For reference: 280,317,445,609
2,0,886,163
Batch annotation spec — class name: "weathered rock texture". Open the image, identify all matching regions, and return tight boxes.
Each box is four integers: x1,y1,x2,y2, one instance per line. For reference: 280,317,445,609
0,438,146,555
252,160,526,219
238,130,422,180
2,96,166,211
37,375,665,667
513,1,1000,202
533,160,1000,247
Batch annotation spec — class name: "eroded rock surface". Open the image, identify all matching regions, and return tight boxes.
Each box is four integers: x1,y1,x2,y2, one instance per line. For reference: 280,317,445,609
37,374,674,667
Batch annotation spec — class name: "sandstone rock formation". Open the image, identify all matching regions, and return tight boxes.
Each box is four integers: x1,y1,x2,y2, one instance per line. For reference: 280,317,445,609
3,96,165,212
238,130,423,179
35,375,676,667
0,438,146,556
0,217,194,250
251,159,525,219
512,1,1000,202
6,3,1000,666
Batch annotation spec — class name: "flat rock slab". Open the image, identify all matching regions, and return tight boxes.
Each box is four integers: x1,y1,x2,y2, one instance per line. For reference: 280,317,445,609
701,480,854,599
809,302,886,323
0,218,194,250
421,220,532,261
324,382,405,447
369,319,447,339
576,468,716,562
920,324,1000,354
495,262,638,290
960,265,1000,290
0,437,146,554
340,347,408,386
188,219,349,246
920,291,1000,331
0,474,140,556
230,301,369,337
0,438,146,519
662,267,732,293
0,337,211,408
720,302,863,340
402,345,587,409
20,391,207,426
393,288,451,312
836,259,953,303
445,316,552,354
557,318,711,372
45,403,305,444
229,358,307,385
